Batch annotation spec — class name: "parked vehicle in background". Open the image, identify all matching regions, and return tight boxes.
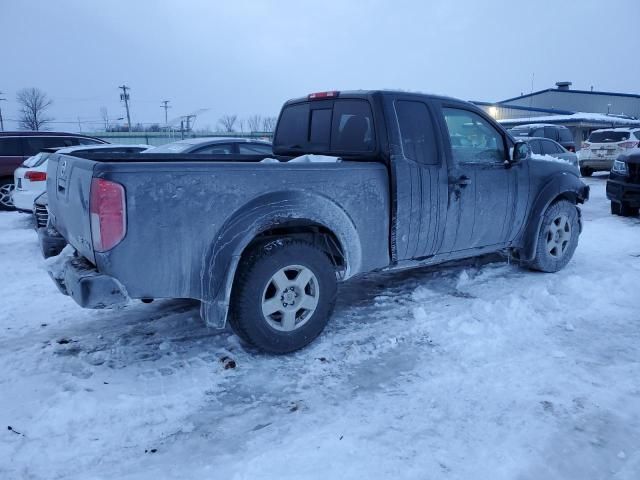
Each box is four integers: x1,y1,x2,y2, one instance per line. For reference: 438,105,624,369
578,128,640,177
146,137,272,155
607,149,640,216
0,132,106,210
521,137,578,166
43,90,589,354
33,191,48,229
12,144,149,212
33,192,67,258
508,124,576,152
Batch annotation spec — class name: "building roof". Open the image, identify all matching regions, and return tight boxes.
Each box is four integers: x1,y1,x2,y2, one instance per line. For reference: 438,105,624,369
499,112,640,128
500,87,640,104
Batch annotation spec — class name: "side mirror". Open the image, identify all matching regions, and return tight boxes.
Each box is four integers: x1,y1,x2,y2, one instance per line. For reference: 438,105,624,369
512,140,530,163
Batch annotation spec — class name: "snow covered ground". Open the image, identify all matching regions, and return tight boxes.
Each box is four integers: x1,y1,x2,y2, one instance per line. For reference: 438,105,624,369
1,175,639,480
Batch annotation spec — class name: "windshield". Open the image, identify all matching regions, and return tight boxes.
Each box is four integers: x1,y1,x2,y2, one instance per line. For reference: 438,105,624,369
588,131,630,143
509,127,530,136
23,152,50,168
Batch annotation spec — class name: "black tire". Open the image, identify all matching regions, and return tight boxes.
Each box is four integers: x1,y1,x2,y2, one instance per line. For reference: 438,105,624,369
229,239,337,354
579,167,592,177
528,200,580,273
0,178,15,211
611,201,621,216
620,202,639,217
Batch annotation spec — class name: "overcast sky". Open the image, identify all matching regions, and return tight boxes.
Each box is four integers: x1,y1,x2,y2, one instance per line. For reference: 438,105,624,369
2,0,639,132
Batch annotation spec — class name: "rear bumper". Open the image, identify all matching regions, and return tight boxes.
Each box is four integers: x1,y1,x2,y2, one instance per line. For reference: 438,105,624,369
606,179,640,207
47,248,129,309
11,188,41,212
578,156,615,171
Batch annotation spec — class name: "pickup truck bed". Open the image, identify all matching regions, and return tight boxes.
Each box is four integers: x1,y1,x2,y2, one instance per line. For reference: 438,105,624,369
47,153,390,324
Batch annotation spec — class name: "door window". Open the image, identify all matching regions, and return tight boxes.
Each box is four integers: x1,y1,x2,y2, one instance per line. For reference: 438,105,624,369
544,126,559,141
238,143,273,155
0,138,24,156
541,140,563,155
443,108,505,164
528,139,542,155
191,144,233,154
395,100,439,165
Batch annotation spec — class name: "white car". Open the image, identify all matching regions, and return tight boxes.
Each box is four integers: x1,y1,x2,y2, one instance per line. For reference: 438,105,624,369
12,144,150,212
578,127,640,176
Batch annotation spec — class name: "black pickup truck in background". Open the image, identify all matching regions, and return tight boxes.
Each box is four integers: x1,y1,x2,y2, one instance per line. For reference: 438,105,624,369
44,90,589,353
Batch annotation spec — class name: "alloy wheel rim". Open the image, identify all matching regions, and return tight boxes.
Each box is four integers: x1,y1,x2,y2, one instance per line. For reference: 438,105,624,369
0,184,15,207
546,214,571,258
261,265,319,332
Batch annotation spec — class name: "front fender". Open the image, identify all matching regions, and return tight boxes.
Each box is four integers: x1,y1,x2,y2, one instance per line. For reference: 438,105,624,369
520,172,589,262
199,190,363,328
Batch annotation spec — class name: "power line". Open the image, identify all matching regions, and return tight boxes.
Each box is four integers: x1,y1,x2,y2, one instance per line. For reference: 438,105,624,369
0,92,6,131
118,84,132,132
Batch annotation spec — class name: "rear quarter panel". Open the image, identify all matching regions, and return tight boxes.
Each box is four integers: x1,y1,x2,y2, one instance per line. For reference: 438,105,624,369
92,161,390,300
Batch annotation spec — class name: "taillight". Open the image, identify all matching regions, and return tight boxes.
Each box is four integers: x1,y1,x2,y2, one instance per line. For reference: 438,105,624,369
581,142,590,150
308,91,339,100
90,178,126,252
619,141,638,149
567,146,576,153
25,171,47,181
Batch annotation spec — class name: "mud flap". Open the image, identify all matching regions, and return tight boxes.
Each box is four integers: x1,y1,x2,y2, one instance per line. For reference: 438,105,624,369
200,300,228,329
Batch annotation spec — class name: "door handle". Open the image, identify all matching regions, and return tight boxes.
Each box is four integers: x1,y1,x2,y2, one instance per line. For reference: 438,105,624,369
449,175,471,187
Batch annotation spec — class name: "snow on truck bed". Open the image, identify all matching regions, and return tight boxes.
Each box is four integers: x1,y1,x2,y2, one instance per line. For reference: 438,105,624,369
1,176,639,479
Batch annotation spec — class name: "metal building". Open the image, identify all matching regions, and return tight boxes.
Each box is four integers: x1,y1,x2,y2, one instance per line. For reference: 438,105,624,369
475,82,640,146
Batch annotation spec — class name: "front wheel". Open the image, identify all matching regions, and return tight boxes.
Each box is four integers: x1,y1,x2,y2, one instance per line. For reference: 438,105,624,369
579,167,592,177
528,200,580,273
230,240,337,354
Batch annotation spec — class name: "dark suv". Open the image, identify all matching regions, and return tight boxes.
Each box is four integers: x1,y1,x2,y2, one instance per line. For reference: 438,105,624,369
607,150,640,216
0,132,106,209
508,124,576,152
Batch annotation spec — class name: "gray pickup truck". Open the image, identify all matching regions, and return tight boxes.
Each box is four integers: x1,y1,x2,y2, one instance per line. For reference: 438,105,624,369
44,90,589,353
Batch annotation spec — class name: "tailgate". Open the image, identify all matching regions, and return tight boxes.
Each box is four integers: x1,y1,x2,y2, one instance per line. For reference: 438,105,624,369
46,153,97,264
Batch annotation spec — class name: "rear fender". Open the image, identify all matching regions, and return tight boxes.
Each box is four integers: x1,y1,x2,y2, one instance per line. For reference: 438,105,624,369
199,190,362,328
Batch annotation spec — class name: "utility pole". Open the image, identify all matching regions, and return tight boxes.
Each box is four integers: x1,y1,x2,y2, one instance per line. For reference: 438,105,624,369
160,100,171,125
118,84,132,132
0,92,6,131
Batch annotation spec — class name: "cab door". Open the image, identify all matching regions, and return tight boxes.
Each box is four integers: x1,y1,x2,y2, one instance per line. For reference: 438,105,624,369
434,104,527,253
385,96,449,261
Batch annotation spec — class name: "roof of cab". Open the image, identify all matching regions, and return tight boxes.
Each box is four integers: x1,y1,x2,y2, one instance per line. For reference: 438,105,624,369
283,89,473,106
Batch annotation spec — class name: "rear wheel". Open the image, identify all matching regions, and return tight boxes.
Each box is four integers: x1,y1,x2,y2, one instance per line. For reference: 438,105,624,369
0,179,15,211
528,200,580,273
230,240,337,354
611,201,621,215
579,166,592,177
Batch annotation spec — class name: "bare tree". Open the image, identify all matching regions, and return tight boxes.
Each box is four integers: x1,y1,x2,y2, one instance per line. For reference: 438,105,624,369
99,106,109,130
247,115,263,132
16,87,53,131
218,114,238,132
262,116,277,133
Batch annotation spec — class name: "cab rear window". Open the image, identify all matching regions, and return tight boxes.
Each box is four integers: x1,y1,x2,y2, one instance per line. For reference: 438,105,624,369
274,99,375,154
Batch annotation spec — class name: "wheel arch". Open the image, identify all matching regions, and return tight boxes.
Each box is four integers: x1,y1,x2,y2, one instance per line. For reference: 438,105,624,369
519,173,588,262
199,189,363,328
